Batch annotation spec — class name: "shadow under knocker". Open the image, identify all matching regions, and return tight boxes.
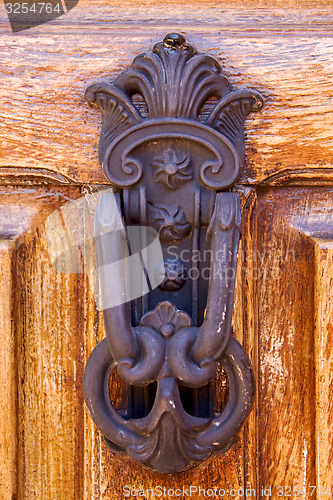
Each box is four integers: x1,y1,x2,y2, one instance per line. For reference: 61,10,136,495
83,33,264,474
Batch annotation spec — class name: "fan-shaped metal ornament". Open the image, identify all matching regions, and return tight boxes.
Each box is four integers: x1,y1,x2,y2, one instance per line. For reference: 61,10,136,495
83,33,264,474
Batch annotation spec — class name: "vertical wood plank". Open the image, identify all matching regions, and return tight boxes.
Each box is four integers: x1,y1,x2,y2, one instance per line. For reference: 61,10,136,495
256,188,317,494
314,240,333,496
83,264,103,499
84,202,247,498
0,240,18,500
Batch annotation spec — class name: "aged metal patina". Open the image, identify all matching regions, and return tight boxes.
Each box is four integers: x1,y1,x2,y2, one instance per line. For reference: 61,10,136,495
83,33,264,474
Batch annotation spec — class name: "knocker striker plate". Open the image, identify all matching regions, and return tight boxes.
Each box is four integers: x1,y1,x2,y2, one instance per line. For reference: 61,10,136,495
83,33,264,474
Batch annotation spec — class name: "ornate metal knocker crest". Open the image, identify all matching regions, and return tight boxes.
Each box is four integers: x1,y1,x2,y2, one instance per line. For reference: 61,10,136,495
83,34,264,474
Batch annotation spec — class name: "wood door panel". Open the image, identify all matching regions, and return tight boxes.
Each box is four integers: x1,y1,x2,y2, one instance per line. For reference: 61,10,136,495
0,1,332,497
0,183,248,498
314,240,333,494
1,183,332,498
15,228,85,499
248,187,332,497
0,185,86,499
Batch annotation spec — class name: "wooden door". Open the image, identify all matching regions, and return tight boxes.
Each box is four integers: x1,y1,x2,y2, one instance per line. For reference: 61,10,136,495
0,0,332,498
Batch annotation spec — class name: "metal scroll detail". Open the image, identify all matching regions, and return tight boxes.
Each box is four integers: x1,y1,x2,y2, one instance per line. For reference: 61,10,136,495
83,34,264,473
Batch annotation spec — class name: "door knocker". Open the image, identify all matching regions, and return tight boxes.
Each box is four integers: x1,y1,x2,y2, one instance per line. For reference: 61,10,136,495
83,33,264,473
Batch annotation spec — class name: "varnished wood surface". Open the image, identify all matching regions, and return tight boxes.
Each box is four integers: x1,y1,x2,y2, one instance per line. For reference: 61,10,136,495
314,241,333,494
0,241,17,499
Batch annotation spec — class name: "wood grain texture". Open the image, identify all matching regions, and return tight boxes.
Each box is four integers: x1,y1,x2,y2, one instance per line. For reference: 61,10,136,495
234,187,260,496
253,188,333,496
314,241,333,496
15,229,84,499
0,186,85,499
256,189,316,492
0,240,17,500
0,1,332,186
0,182,251,499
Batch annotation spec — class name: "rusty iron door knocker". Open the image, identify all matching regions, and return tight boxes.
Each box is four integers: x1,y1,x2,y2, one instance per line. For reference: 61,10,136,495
83,33,264,474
